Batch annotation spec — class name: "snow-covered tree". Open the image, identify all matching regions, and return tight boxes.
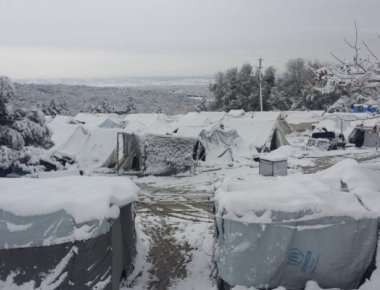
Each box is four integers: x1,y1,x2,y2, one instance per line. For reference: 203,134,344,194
42,99,70,116
87,98,136,114
0,76,53,176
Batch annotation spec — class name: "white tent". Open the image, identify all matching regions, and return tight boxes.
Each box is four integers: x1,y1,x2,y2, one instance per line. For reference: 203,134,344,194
54,126,119,170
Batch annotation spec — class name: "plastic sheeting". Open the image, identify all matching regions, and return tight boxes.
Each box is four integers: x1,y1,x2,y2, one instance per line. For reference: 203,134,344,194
0,204,136,290
0,209,110,249
216,216,378,290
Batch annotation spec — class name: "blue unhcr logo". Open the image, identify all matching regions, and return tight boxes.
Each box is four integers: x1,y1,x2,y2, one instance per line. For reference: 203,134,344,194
287,248,319,273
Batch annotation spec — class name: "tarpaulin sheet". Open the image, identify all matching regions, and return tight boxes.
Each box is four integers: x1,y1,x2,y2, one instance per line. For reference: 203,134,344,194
0,209,109,249
216,216,378,290
0,204,136,290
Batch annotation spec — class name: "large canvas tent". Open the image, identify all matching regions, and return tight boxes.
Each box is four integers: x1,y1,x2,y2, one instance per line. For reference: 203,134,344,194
0,176,139,290
52,126,119,170
112,132,202,176
214,160,379,290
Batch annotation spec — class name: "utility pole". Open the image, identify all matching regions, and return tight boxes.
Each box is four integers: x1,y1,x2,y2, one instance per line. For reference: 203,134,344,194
258,58,263,112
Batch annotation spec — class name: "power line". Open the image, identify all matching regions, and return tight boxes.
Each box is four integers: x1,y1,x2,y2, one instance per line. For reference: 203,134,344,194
258,58,263,112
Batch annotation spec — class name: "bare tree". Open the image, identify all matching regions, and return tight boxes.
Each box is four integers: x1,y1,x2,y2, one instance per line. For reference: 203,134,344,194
330,52,347,66
362,41,379,62
344,21,367,72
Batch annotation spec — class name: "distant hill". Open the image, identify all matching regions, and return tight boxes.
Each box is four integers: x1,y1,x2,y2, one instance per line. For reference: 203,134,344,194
13,81,211,115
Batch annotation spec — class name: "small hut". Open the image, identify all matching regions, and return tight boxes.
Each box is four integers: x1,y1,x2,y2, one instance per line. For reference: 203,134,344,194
0,176,139,290
259,157,288,176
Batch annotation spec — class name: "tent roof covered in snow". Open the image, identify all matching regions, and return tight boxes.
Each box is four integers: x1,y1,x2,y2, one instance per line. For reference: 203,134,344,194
215,159,377,223
0,176,138,225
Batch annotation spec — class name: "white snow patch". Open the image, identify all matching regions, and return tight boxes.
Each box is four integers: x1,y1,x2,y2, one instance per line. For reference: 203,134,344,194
0,176,139,223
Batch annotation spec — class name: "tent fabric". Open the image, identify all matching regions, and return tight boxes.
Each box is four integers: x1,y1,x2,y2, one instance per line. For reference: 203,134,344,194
199,126,241,163
0,209,110,249
348,127,380,147
216,216,378,290
53,126,119,170
0,204,136,290
115,133,199,176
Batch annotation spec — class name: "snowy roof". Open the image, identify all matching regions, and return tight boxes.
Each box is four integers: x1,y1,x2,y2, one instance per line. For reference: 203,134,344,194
0,176,139,223
215,159,378,223
221,112,279,150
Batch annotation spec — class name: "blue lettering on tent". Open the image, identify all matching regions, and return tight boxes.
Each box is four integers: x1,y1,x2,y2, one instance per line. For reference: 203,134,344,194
287,248,319,273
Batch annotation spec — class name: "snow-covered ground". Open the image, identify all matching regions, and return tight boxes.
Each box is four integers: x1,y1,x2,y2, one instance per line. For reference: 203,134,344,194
3,111,380,290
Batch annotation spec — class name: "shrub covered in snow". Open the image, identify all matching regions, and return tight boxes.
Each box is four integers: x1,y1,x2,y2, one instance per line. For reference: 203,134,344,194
0,76,53,176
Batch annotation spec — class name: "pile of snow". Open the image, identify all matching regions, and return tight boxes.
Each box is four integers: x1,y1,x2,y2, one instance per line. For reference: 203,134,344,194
0,176,139,223
215,159,378,223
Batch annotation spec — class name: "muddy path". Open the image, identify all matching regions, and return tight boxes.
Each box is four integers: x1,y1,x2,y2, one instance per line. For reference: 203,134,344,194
134,182,214,290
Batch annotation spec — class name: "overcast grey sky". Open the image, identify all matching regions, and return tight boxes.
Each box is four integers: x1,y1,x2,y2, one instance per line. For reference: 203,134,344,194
0,0,379,79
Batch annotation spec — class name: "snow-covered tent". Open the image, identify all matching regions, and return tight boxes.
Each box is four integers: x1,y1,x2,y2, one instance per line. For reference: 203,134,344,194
214,160,379,290
122,111,290,153
111,133,202,176
199,125,241,164
47,115,78,151
73,113,123,130
52,126,119,170
221,111,290,152
120,111,289,165
0,176,139,290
